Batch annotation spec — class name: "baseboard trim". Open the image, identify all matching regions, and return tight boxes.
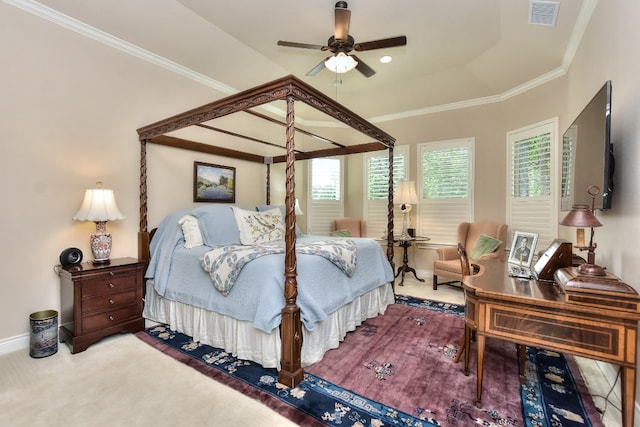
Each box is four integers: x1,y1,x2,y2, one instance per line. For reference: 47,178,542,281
0,333,29,356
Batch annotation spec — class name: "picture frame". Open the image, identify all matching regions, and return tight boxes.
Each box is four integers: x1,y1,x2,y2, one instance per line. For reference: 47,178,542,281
508,231,538,267
193,161,236,203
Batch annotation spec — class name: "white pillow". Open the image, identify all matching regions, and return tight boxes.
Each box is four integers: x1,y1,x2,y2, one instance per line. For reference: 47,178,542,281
232,207,284,245
178,215,203,248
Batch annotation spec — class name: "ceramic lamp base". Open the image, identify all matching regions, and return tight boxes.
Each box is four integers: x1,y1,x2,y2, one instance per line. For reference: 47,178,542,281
90,221,112,264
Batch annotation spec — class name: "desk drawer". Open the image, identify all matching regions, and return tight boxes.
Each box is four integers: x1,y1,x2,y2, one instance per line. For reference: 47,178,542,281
484,304,626,363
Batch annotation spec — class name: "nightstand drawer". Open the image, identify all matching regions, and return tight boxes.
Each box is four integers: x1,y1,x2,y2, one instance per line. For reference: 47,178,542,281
82,289,138,314
81,305,139,334
80,272,138,297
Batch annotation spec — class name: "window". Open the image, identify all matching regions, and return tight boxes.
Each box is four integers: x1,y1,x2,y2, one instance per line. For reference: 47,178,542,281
364,145,408,238
307,157,343,235
507,118,558,250
418,138,474,244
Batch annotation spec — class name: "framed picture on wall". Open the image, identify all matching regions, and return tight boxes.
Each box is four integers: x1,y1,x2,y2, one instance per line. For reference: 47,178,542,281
193,161,236,203
508,231,538,267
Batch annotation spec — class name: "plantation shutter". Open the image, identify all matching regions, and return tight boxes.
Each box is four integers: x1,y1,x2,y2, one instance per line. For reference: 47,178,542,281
507,118,558,251
560,131,574,210
307,157,343,235
364,145,408,238
418,138,474,245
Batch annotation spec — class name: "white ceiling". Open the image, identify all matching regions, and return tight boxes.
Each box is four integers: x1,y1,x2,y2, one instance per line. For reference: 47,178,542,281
29,0,591,123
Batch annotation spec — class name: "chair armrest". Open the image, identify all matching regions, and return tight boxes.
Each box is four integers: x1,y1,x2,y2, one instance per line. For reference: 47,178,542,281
436,246,459,260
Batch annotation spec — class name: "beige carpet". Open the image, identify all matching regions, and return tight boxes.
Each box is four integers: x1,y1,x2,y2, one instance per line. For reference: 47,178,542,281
0,333,297,426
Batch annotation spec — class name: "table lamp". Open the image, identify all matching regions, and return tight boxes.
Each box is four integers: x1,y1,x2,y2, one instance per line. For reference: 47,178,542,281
560,185,604,276
395,181,418,239
73,182,125,264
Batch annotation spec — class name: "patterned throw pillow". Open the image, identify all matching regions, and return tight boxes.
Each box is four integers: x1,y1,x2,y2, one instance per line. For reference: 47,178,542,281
233,207,285,245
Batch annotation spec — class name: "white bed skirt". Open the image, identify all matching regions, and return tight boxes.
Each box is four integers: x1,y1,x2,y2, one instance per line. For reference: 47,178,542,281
143,281,395,368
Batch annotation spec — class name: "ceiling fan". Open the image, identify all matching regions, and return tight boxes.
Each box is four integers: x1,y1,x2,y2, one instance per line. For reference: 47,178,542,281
277,1,407,78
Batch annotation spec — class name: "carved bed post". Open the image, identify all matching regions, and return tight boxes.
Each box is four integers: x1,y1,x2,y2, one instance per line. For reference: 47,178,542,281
387,146,395,283
265,160,271,205
138,139,151,262
278,95,304,387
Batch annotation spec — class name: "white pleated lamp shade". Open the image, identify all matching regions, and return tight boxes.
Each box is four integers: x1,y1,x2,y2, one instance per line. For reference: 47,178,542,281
395,181,418,205
73,183,125,222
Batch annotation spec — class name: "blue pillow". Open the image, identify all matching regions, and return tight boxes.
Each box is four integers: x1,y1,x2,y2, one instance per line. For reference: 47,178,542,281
191,205,241,246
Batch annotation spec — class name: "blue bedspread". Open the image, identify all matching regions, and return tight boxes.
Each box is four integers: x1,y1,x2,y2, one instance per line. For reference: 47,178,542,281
145,209,394,333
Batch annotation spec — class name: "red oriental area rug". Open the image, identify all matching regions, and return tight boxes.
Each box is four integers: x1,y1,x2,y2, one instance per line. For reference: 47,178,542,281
138,295,603,426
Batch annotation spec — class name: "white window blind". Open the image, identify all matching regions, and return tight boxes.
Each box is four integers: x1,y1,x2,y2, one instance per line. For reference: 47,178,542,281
364,145,408,238
307,157,343,235
418,138,474,244
507,118,558,251
560,130,575,210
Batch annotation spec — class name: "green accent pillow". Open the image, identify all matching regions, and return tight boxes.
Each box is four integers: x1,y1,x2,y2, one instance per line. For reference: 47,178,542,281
330,229,352,237
470,234,501,259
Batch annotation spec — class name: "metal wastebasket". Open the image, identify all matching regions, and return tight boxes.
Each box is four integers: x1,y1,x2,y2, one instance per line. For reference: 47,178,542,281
29,310,58,358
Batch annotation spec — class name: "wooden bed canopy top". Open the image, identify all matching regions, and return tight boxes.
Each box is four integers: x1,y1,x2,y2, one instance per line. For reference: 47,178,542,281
136,74,396,387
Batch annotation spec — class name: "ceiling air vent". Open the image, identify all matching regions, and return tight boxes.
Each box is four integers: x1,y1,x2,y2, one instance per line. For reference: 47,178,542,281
529,0,560,26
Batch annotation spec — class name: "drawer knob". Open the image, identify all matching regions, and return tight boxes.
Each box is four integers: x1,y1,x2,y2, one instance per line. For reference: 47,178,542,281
108,283,114,288
109,271,115,277
109,315,115,321
109,299,115,305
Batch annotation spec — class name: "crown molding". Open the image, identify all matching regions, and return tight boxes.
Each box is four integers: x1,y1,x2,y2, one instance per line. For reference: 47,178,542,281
562,0,598,69
3,0,239,95
6,0,595,126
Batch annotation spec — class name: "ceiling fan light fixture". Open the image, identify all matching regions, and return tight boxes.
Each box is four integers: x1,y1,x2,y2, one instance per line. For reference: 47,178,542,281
379,55,392,64
325,52,358,73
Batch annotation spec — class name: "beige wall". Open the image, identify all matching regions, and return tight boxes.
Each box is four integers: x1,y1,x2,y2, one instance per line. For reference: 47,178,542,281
2,4,640,408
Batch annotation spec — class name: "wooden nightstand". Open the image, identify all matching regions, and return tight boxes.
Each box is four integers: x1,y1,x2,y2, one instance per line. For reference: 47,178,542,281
57,257,145,353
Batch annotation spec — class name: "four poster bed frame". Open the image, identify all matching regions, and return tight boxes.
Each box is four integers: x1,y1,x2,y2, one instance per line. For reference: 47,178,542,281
136,75,396,387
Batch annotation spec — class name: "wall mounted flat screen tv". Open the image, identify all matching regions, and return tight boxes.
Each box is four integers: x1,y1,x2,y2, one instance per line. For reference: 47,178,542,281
561,80,613,211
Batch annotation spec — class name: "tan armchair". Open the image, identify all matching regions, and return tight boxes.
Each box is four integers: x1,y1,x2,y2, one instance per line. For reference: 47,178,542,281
331,217,366,237
432,221,507,290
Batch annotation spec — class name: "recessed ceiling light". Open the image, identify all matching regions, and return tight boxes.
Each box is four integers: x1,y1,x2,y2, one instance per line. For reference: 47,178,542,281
379,55,392,64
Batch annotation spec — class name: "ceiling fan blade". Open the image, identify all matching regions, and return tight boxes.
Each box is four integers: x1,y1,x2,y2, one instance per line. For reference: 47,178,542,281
334,4,351,40
354,35,407,51
278,40,327,51
351,55,376,78
306,59,327,77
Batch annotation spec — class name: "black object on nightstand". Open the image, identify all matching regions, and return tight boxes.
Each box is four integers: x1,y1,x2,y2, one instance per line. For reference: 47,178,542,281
57,257,145,353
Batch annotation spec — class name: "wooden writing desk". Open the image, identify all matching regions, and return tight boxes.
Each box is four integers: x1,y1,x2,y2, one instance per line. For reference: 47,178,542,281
463,260,640,427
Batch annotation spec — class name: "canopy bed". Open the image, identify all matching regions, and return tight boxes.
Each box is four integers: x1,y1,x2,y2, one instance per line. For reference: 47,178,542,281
137,75,397,387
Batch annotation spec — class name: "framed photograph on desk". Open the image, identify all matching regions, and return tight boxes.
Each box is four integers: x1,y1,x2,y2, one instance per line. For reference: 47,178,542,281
508,231,538,267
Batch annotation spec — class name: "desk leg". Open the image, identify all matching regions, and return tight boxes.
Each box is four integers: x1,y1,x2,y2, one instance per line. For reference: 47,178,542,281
476,334,485,408
621,366,636,427
463,325,470,375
